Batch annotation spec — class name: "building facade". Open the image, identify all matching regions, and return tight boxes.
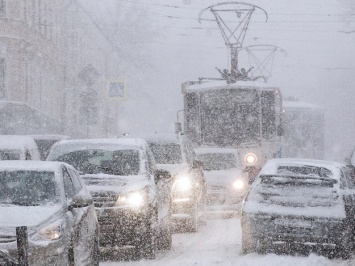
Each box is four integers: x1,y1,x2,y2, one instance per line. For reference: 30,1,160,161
0,0,119,137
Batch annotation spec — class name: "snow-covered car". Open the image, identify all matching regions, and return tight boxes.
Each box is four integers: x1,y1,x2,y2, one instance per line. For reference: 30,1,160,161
195,148,248,214
241,158,355,258
142,134,207,232
0,135,41,161
31,135,70,160
0,161,99,266
46,138,172,259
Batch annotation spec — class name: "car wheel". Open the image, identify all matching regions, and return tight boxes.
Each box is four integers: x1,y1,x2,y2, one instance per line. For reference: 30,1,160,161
186,202,199,233
199,195,207,226
157,225,172,250
241,232,257,254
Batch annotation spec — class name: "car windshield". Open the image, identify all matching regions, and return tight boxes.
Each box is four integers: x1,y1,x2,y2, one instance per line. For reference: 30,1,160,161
0,171,60,206
54,149,140,176
250,174,339,208
149,143,182,164
0,149,21,160
197,153,237,171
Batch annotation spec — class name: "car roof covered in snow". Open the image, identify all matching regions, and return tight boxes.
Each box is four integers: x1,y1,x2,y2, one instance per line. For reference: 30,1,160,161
30,134,71,141
194,147,238,155
259,158,344,180
47,138,148,160
0,160,72,172
124,133,182,144
184,80,279,92
0,135,38,150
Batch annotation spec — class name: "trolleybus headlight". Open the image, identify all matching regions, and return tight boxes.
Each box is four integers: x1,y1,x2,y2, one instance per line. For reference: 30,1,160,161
245,153,257,165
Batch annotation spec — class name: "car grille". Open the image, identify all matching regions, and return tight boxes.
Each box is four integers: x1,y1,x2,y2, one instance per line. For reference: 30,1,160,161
0,234,16,243
91,191,118,208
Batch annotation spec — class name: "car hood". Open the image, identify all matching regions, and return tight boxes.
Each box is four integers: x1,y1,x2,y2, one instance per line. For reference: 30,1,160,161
82,173,150,194
0,205,62,228
157,163,189,177
204,169,243,186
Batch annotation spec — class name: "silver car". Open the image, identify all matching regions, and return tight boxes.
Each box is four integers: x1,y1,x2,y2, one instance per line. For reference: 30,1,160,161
47,138,173,259
0,161,99,265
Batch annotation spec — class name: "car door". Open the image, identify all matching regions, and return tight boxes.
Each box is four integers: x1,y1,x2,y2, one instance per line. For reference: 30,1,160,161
63,166,97,265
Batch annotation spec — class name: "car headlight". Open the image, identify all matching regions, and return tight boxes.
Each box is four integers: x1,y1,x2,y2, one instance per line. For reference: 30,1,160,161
244,153,257,165
172,177,192,191
233,179,246,190
116,191,146,208
33,219,66,241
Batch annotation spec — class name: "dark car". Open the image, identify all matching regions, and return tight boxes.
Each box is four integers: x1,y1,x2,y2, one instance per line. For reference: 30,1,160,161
0,161,99,265
241,158,355,258
47,138,173,259
141,134,206,232
31,135,70,160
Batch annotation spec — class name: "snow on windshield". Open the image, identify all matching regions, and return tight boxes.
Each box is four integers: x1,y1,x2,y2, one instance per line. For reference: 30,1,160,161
53,149,140,176
0,170,60,206
197,153,237,171
149,142,182,164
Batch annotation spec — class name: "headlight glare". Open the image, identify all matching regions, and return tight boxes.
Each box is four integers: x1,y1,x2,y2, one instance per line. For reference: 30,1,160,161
245,153,257,165
173,177,192,191
116,191,145,208
233,179,245,190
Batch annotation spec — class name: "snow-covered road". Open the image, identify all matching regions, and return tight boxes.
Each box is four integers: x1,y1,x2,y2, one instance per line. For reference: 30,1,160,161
100,217,355,266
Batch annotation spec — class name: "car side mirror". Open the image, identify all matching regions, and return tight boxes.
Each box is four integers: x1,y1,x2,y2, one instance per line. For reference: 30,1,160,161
155,169,171,183
192,160,203,169
68,192,93,211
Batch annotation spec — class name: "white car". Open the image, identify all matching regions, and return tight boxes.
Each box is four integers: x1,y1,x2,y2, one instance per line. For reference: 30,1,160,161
0,161,99,265
0,135,41,161
241,158,355,258
195,148,248,214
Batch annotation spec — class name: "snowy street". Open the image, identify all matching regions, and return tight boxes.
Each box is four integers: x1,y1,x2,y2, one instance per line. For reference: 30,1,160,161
101,217,354,266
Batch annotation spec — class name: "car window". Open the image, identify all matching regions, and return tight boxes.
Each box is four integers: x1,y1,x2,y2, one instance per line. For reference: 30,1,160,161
63,168,77,199
0,170,60,206
68,168,83,191
149,142,182,164
197,153,238,171
53,148,140,176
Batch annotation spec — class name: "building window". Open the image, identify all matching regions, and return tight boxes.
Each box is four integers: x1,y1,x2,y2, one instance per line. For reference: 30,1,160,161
0,0,6,17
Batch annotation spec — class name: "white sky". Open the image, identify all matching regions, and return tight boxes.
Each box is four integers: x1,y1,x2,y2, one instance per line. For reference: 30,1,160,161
104,0,355,162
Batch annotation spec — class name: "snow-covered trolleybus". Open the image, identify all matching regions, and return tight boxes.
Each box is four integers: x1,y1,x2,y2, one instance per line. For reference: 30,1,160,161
181,80,283,180
281,100,325,159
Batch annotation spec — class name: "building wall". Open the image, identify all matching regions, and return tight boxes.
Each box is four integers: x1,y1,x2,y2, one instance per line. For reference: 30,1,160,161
0,0,119,137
